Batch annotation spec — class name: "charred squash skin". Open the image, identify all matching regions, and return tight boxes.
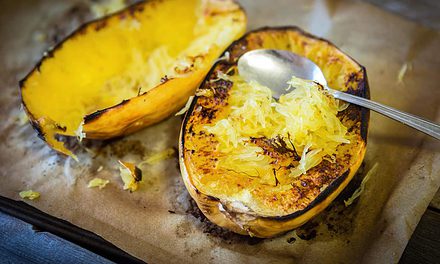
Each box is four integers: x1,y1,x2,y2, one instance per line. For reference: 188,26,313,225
20,0,246,157
180,27,369,238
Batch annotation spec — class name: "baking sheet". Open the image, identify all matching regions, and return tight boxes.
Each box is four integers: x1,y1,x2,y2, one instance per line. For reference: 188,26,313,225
0,0,439,263
0,195,144,263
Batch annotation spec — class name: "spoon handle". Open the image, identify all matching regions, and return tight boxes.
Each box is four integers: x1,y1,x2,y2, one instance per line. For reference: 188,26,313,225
329,89,440,140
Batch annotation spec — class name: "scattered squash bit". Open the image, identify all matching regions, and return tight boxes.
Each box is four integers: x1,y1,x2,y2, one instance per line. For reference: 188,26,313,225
97,165,104,172
118,160,142,192
140,148,176,166
344,163,379,206
87,178,110,189
213,51,230,64
75,121,86,142
397,62,412,84
20,0,246,157
19,190,40,200
175,96,194,116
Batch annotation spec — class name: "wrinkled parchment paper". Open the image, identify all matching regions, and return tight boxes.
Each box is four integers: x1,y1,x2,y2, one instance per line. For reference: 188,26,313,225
0,0,439,263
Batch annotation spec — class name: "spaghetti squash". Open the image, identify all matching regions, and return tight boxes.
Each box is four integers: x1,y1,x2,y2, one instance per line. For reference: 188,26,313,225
180,27,369,237
20,0,246,157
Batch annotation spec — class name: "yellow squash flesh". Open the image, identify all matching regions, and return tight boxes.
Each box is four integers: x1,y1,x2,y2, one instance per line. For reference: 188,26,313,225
180,27,369,238
20,0,246,157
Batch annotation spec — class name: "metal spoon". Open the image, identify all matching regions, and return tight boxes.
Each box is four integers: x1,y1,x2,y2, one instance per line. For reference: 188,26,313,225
237,49,440,140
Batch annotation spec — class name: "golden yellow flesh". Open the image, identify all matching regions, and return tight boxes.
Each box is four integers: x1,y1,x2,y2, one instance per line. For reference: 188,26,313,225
205,76,351,175
21,0,246,156
181,28,369,237
25,0,197,134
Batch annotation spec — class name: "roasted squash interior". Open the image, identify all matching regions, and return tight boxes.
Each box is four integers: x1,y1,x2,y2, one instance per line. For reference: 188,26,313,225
183,29,367,217
22,0,245,136
203,75,352,179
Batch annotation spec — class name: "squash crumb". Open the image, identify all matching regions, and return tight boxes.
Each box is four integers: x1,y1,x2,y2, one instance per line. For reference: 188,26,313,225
118,160,142,192
140,148,176,166
344,163,379,206
397,62,412,84
87,178,109,189
75,121,86,142
214,51,230,63
175,96,194,116
19,190,40,200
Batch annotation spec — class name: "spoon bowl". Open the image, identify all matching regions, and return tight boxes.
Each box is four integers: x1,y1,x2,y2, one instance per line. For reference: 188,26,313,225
238,49,327,98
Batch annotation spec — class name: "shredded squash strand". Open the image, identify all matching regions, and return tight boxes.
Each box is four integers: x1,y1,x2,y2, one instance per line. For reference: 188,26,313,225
344,163,379,206
205,75,351,180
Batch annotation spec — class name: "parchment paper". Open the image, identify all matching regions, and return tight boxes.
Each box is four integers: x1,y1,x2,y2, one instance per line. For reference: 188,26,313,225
1,0,439,263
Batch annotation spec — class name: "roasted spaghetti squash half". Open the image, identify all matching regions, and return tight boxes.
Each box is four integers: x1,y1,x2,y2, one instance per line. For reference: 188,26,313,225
180,27,369,238
20,0,246,157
